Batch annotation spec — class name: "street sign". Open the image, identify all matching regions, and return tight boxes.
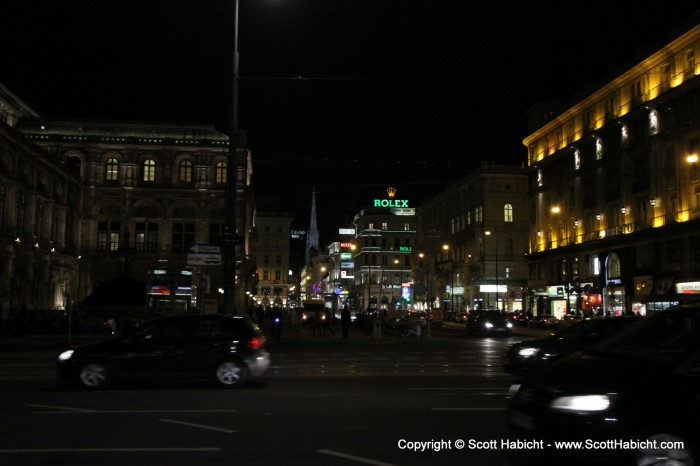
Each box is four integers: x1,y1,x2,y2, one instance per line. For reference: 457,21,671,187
187,244,222,266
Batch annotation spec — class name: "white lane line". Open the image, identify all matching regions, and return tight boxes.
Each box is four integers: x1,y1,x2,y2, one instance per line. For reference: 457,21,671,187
160,419,236,434
431,407,507,411
0,447,221,453
408,387,509,390
319,449,398,466
26,404,97,412
32,409,238,414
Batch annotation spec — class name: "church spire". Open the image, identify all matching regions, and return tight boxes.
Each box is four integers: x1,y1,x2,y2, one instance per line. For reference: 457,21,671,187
306,188,320,264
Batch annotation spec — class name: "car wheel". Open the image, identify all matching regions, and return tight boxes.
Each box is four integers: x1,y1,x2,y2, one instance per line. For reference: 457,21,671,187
636,430,694,466
214,360,248,388
78,360,113,390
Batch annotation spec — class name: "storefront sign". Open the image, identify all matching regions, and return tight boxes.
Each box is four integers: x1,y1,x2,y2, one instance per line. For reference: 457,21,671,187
676,281,700,294
373,187,409,208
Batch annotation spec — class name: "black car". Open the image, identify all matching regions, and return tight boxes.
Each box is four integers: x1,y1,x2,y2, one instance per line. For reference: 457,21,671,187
57,314,271,390
467,310,513,336
507,305,700,465
503,316,642,376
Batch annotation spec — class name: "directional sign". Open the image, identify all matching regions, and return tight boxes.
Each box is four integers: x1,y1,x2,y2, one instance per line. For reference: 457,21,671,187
189,244,221,254
187,244,222,266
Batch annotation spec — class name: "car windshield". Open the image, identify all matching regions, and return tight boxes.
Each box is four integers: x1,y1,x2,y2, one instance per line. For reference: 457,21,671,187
592,308,700,363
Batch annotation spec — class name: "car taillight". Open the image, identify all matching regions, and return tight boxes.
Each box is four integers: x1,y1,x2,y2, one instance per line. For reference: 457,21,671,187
246,336,264,350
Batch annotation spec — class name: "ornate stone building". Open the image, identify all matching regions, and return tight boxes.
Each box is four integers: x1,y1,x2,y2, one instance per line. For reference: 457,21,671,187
0,82,256,320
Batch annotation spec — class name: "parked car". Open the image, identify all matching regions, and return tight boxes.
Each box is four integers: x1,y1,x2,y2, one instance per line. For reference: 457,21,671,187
503,316,642,375
507,304,700,465
453,312,469,323
57,314,270,390
467,310,513,336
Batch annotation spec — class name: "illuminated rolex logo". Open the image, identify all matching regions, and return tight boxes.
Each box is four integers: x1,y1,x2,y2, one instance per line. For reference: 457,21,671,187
373,187,409,208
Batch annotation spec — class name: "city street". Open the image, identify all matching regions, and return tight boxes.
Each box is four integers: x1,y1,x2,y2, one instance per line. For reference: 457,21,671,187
0,324,559,466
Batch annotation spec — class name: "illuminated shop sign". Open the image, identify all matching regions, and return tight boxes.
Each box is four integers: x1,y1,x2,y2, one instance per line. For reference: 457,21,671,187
340,252,353,260
373,187,409,208
677,282,700,294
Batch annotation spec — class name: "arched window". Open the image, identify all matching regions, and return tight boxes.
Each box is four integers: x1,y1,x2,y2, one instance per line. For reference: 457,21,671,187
143,159,156,182
215,161,227,184
105,158,119,181
503,204,514,223
606,253,622,279
179,160,192,183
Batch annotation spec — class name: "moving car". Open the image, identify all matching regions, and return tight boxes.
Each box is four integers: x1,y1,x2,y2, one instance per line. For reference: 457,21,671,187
300,301,327,326
507,305,700,465
467,310,513,336
527,314,559,329
503,316,641,376
57,314,270,390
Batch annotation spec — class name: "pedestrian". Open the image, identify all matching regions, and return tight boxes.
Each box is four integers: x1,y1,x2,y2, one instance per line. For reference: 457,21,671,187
270,307,282,340
341,305,351,339
323,308,335,336
311,309,322,336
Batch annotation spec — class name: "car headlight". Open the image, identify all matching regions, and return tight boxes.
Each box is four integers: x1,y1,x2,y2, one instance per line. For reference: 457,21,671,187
485,322,494,328
58,350,74,361
507,322,513,328
550,394,612,412
517,347,540,358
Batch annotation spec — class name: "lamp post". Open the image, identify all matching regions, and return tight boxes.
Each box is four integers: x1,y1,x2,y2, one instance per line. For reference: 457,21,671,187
222,0,240,315
484,229,498,311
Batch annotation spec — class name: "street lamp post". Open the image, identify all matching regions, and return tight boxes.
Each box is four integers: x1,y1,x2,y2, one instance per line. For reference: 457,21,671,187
223,0,240,315
485,229,498,311
418,252,431,337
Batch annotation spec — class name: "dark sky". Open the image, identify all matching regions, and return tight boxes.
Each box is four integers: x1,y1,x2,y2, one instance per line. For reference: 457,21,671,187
3,1,699,241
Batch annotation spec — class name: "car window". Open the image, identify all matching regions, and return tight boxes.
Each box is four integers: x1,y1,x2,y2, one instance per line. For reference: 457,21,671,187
134,319,186,343
595,310,700,362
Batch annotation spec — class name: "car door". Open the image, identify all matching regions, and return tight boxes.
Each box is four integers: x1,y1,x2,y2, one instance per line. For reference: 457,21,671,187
116,318,188,377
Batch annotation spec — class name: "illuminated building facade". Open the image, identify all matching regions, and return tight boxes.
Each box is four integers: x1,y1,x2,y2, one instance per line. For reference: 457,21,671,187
250,207,292,309
350,188,416,314
525,18,700,316
415,163,530,314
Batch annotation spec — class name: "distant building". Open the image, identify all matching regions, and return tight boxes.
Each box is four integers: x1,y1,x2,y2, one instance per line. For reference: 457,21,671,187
415,162,530,313
251,198,293,309
524,17,700,316
349,187,416,314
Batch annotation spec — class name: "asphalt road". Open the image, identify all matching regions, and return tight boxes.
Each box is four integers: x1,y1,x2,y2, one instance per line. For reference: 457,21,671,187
0,323,566,466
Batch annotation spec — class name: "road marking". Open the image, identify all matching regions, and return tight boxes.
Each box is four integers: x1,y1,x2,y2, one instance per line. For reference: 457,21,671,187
408,387,509,391
27,404,96,412
431,407,507,411
160,419,235,434
31,407,238,414
0,447,221,453
319,449,398,466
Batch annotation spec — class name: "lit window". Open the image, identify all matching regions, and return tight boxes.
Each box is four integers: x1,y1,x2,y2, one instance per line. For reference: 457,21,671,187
215,161,227,184
504,204,513,223
143,159,155,182
596,138,604,160
105,158,119,181
649,109,659,135
179,160,192,183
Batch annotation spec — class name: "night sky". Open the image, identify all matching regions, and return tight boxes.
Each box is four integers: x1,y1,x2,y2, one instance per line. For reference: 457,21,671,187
3,1,699,241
